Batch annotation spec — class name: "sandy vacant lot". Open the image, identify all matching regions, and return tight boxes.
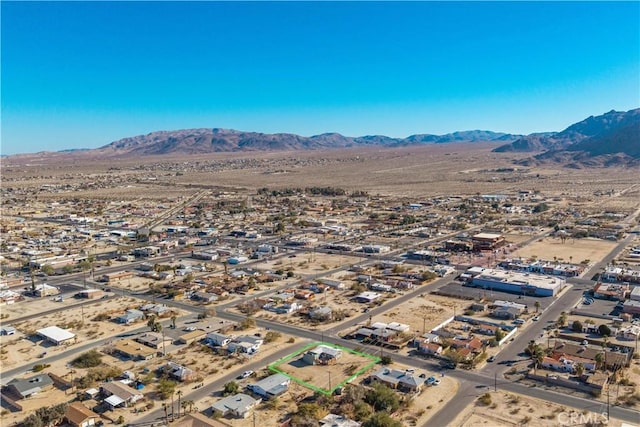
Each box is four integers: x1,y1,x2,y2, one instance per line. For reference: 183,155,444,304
257,253,366,276
511,237,617,265
452,390,627,427
366,294,469,336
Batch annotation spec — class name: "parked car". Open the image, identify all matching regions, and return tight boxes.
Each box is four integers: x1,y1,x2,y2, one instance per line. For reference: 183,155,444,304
487,356,495,362
532,316,540,321
240,370,254,379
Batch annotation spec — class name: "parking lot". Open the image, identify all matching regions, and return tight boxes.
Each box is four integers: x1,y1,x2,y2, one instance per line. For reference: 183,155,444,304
573,297,621,317
434,281,557,311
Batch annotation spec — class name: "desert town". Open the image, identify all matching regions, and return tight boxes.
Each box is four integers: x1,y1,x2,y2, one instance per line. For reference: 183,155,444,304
1,150,640,427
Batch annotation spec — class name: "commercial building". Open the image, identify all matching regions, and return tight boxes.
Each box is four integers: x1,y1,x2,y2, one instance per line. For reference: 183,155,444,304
470,269,563,297
36,326,76,345
471,233,506,251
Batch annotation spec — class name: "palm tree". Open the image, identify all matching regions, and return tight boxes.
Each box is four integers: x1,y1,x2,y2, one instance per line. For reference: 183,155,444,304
595,352,605,371
176,390,183,417
171,315,177,329
162,402,169,424
147,315,158,332
184,400,195,414
574,362,585,378
534,301,541,314
181,400,189,416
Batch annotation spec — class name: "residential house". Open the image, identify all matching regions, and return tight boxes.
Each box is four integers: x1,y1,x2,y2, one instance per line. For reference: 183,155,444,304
492,306,522,320
192,292,219,303
162,362,195,382
205,332,232,347
369,368,423,392
553,342,629,369
227,341,258,355
540,356,573,373
319,414,361,427
176,329,207,345
112,339,156,361
353,292,381,303
303,345,342,365
135,332,171,350
5,374,54,399
476,324,499,336
415,340,443,356
318,279,345,290
173,413,232,427
309,306,333,321
248,373,290,399
116,309,144,324
100,381,144,408
210,393,260,419
64,401,100,427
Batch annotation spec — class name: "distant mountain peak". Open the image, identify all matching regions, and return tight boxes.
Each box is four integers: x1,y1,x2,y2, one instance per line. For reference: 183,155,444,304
495,108,640,166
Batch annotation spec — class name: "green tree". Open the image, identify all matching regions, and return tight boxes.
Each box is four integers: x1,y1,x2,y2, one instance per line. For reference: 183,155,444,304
158,378,177,399
362,411,403,427
572,320,583,333
557,312,567,327
598,324,611,337
223,381,239,396
354,401,373,421
41,264,55,276
574,362,585,378
364,383,400,413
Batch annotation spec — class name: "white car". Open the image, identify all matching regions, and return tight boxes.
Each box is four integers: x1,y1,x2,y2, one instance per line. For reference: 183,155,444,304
241,370,254,379
183,327,196,332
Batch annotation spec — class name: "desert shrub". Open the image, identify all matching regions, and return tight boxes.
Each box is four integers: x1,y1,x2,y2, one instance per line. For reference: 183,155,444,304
71,350,102,368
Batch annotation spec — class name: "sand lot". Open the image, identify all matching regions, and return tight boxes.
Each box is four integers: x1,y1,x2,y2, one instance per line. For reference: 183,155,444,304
256,253,366,276
368,294,469,336
511,237,617,265
451,390,627,427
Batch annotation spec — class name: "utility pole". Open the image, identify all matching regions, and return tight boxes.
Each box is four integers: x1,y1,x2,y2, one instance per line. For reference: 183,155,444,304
494,372,497,392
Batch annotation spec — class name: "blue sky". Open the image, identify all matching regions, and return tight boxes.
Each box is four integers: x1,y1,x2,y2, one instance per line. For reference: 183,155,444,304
2,1,639,155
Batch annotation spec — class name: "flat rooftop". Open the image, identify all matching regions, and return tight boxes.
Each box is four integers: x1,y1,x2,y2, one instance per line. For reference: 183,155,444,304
476,269,564,290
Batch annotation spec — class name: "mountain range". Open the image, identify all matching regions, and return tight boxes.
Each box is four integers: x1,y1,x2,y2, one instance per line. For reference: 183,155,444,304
95,129,520,156
9,108,639,167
